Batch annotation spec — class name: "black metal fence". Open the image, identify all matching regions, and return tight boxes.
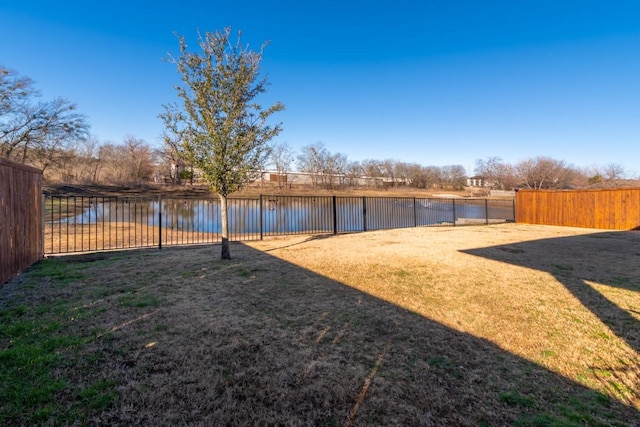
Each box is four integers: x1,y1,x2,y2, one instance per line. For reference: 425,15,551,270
44,195,515,255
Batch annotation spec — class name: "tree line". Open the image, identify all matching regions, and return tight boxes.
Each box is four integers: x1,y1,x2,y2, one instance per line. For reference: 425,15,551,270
1,65,634,191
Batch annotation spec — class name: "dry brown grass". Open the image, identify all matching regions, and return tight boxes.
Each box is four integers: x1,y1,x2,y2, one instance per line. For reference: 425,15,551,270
44,223,221,253
3,223,639,425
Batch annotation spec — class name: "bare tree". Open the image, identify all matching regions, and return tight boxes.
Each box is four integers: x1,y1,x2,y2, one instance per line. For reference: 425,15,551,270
297,143,328,187
360,159,384,187
75,136,104,183
160,28,284,259
99,143,129,184
515,156,577,189
602,163,627,187
361,159,384,178
474,157,517,190
344,161,363,186
98,138,155,184
404,163,427,188
123,136,156,184
159,128,190,185
324,151,348,189
421,166,443,189
381,159,398,188
0,67,89,168
270,141,294,189
441,165,467,190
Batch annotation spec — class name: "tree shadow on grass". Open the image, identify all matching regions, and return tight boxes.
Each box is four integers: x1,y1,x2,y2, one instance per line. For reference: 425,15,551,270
16,241,640,425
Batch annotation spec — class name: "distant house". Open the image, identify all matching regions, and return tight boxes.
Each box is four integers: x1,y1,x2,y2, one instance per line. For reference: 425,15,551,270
466,176,487,187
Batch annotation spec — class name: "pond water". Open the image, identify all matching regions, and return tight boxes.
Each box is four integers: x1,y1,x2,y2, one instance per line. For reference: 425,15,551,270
58,197,513,235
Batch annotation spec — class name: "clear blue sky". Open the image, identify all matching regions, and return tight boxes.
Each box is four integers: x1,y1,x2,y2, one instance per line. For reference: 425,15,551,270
2,1,639,176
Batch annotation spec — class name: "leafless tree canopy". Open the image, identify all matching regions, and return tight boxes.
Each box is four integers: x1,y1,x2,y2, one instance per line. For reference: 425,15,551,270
99,137,157,184
0,66,89,170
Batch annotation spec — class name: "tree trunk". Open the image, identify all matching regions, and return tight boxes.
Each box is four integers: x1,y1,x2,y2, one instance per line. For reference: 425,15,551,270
219,194,231,259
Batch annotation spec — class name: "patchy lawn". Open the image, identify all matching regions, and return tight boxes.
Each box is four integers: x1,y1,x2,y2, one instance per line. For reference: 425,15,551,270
1,224,639,425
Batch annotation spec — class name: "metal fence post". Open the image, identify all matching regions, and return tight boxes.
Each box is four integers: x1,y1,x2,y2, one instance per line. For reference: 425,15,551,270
485,199,489,225
259,195,263,240
452,198,456,226
158,195,162,250
362,196,367,232
332,196,337,235
413,197,417,227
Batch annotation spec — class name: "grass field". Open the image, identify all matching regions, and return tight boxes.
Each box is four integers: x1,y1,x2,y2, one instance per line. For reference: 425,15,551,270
1,223,639,425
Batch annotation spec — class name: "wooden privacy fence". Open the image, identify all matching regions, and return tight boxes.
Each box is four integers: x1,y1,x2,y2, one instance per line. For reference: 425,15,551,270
515,188,640,230
0,158,43,284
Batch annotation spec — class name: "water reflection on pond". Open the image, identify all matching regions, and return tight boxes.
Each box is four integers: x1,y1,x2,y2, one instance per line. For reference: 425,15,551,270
59,196,514,234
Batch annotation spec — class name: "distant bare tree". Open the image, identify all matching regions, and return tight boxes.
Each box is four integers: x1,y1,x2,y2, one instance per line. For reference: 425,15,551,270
159,128,192,185
270,141,295,189
325,152,348,189
99,143,129,184
441,165,467,190
360,159,384,187
123,136,156,184
421,166,442,189
393,161,411,187
344,160,362,186
405,163,428,188
99,137,155,184
297,143,328,187
474,157,517,190
381,159,398,187
296,143,350,189
0,67,89,169
602,163,627,187
75,136,104,183
515,156,577,189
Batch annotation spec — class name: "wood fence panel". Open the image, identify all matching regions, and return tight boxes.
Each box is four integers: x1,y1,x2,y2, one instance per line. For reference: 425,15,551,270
516,188,640,230
0,158,43,284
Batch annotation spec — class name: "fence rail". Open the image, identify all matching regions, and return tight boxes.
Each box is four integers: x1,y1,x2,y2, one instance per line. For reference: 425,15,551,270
1,158,43,283
44,195,515,255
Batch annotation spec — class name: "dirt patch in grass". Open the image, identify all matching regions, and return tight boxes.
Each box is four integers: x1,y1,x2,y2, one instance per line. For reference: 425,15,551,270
1,223,639,425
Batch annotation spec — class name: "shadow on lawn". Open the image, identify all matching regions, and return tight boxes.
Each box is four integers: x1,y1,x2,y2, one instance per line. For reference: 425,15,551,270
67,240,640,426
462,230,640,355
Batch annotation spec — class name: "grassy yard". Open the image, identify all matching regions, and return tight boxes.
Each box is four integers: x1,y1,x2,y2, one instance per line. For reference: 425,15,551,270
1,223,639,425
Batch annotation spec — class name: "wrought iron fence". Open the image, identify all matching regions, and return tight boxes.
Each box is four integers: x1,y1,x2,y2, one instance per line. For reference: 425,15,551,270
44,195,515,255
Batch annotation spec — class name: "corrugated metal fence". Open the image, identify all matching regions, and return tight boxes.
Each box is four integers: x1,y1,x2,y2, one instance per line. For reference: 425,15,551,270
1,158,43,284
515,188,640,230
44,195,515,255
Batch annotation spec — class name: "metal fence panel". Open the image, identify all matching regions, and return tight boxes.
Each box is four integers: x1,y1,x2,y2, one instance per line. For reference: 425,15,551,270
44,194,515,255
415,198,455,226
261,195,334,236
336,197,364,232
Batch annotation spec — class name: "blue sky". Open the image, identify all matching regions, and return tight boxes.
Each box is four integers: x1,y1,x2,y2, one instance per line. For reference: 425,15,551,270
2,1,639,176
